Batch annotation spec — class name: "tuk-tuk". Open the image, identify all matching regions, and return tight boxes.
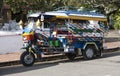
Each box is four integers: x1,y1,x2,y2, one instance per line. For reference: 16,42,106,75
20,7,108,66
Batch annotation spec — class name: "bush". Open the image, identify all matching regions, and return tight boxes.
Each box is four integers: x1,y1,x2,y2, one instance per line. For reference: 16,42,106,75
114,21,120,30
114,15,120,30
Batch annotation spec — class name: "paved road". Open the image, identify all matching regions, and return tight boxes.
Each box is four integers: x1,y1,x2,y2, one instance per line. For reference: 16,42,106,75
0,51,120,76
0,35,23,54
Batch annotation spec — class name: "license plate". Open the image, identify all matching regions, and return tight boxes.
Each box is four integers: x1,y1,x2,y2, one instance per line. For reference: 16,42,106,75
68,48,74,52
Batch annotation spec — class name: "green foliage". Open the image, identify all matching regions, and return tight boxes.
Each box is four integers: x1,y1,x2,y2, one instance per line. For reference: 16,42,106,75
4,0,28,13
4,0,65,13
114,15,120,29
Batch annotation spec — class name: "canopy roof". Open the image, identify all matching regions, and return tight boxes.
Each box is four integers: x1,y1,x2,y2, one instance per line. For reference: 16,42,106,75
28,10,107,21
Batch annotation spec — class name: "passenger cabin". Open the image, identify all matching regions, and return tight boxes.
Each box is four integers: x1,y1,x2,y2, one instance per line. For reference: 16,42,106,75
26,8,108,38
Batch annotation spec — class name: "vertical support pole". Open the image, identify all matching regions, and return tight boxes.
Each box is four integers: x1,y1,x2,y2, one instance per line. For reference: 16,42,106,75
41,13,44,30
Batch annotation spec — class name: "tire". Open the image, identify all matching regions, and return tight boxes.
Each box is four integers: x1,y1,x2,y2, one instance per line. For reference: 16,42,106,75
66,53,76,60
20,51,35,66
82,45,95,60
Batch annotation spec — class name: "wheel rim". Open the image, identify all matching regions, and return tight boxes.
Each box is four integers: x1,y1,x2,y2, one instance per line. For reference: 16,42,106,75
24,54,34,64
86,48,94,58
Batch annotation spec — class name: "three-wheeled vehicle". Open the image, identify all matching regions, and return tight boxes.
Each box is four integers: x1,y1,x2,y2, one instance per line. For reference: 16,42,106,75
20,7,108,66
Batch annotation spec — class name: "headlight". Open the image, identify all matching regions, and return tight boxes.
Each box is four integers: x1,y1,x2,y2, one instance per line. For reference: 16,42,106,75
23,36,27,41
22,36,29,43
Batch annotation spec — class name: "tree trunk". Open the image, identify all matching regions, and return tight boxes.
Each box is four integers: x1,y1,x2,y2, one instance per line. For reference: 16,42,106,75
2,9,8,23
0,0,3,26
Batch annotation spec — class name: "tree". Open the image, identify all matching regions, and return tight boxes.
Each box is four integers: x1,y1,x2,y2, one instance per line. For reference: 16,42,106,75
4,0,65,22
0,0,3,26
81,0,120,28
0,0,3,19
0,0,3,11
113,9,120,29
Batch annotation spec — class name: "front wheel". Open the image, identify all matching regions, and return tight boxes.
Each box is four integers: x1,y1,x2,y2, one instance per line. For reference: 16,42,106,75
20,51,35,66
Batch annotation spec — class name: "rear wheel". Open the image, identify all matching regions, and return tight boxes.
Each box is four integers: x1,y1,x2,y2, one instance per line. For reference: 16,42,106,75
82,45,95,60
20,51,35,66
